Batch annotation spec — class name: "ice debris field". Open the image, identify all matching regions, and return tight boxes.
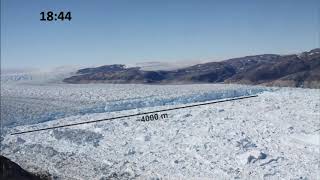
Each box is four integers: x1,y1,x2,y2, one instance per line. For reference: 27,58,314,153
1,82,320,179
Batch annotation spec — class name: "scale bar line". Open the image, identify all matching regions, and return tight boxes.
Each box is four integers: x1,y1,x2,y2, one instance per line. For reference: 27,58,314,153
11,94,258,135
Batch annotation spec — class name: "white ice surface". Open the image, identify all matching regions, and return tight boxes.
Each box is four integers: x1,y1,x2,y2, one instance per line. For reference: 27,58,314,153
1,83,267,128
1,84,320,179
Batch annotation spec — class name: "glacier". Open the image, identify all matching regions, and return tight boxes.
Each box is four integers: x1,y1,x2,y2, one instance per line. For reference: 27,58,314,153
1,82,319,179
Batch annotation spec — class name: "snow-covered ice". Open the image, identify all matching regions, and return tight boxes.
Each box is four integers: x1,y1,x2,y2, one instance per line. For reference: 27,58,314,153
1,83,267,128
1,82,319,179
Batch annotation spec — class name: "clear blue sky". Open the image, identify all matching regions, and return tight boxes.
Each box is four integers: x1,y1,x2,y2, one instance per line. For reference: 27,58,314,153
1,0,319,69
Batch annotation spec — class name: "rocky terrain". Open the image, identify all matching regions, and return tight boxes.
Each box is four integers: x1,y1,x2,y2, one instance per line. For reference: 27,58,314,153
0,155,50,180
63,49,320,88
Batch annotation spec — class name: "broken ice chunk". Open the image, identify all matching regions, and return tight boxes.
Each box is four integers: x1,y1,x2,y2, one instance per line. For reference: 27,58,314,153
238,150,267,164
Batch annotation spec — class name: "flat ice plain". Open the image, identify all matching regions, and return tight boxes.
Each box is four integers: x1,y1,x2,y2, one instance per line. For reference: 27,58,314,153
1,81,320,179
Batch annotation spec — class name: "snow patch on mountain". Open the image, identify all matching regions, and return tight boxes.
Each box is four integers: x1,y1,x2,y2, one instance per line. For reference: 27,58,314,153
127,60,206,71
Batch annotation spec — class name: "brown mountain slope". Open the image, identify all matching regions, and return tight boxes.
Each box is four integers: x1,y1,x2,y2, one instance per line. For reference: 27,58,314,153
63,49,320,88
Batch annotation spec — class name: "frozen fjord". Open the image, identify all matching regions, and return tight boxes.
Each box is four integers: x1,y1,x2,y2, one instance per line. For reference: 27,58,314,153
1,83,266,128
1,83,320,179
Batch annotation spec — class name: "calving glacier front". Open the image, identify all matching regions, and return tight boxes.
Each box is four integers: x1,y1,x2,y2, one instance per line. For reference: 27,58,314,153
1,82,319,179
1,83,267,128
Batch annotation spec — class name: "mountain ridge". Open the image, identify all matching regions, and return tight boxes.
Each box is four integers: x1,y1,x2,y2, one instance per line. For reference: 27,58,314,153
63,49,320,88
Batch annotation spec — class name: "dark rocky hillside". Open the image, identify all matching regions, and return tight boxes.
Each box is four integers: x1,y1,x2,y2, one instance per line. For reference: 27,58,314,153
63,49,320,88
0,155,51,180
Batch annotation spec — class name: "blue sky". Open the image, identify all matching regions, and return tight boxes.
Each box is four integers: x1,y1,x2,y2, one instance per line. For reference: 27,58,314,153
1,0,319,69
